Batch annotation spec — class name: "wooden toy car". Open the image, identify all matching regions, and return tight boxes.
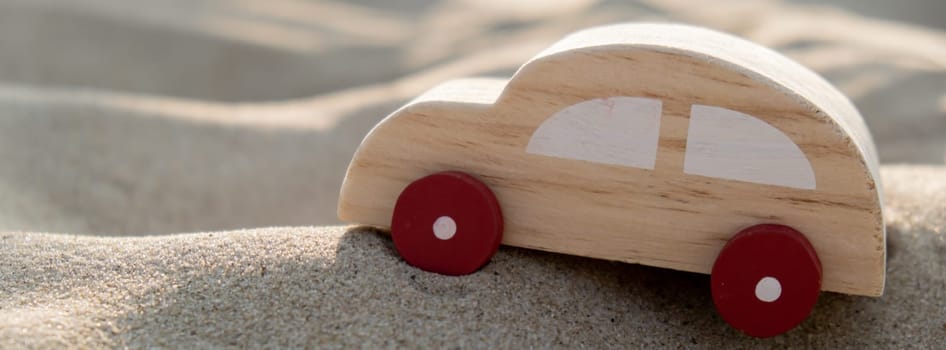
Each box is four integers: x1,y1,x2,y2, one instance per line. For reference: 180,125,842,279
337,23,885,338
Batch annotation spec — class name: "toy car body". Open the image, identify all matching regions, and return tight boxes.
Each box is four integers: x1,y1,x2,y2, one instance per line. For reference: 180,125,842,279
338,23,885,337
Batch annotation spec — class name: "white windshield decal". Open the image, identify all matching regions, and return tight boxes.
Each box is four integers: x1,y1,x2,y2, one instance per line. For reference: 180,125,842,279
527,97,662,170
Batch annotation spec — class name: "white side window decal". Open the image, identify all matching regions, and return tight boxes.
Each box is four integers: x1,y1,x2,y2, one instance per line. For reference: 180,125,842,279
527,97,661,170
684,104,816,190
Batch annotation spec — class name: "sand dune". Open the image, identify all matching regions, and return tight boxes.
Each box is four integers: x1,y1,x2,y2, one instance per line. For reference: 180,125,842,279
2,167,945,348
1,0,944,236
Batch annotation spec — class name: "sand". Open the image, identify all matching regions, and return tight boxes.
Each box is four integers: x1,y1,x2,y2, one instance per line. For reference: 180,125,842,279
1,0,945,348
2,166,945,348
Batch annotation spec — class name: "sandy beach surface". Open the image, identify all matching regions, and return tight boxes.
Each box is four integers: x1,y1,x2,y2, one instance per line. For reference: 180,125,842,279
2,166,945,348
1,0,944,348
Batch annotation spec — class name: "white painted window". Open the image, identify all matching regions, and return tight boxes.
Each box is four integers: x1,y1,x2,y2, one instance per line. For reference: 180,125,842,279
527,97,662,170
684,104,816,190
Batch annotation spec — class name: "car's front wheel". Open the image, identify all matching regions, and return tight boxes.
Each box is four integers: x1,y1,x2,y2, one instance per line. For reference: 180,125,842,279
711,224,822,338
391,171,504,275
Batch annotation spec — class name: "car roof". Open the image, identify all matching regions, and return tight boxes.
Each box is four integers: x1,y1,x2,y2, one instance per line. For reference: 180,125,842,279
516,23,880,193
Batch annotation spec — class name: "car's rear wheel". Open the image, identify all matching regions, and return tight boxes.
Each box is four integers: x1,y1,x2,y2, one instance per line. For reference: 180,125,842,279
711,224,822,338
391,171,504,275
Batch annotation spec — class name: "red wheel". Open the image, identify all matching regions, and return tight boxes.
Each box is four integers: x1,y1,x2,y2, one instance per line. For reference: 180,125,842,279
391,171,503,275
711,224,822,338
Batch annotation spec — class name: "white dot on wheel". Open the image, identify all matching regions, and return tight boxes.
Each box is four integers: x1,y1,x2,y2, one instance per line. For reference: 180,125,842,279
432,216,457,240
755,276,782,302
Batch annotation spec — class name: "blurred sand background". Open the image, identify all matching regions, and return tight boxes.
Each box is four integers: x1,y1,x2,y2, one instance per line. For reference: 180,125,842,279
0,0,944,348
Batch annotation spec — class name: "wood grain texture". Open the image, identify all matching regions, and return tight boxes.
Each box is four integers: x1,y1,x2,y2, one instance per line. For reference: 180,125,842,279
338,23,885,297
